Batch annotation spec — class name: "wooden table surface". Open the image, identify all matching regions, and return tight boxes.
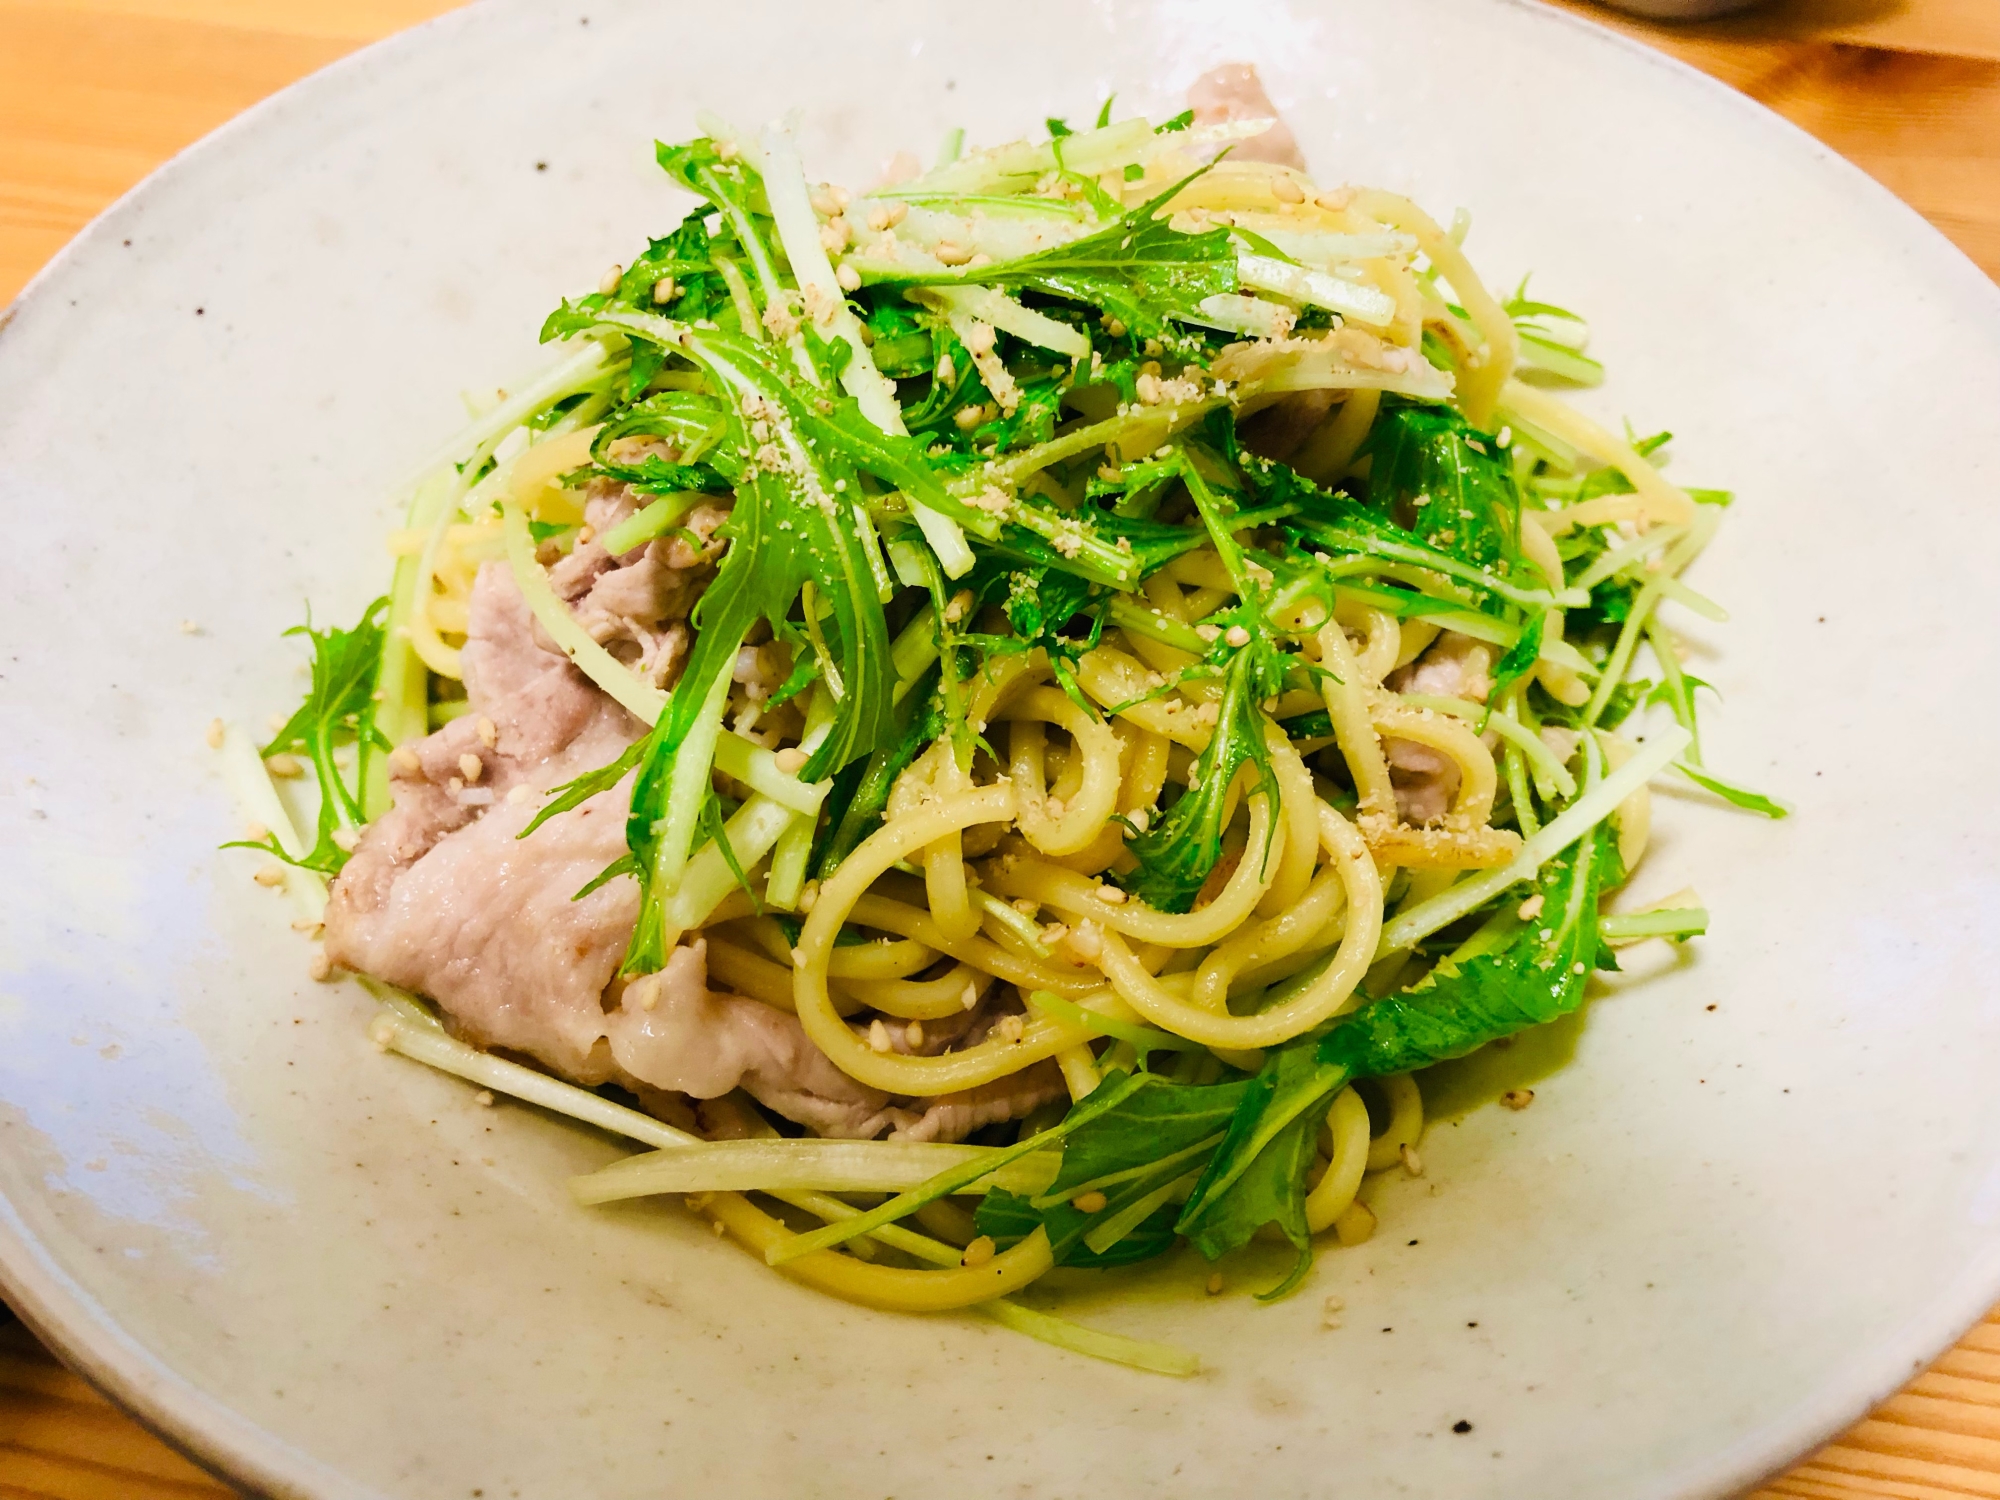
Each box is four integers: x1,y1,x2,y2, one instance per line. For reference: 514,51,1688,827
3,1,1998,1495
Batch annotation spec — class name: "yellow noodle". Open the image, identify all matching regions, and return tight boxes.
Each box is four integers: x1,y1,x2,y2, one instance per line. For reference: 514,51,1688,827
1305,1087,1373,1233
1502,380,1695,528
794,787,1122,1094
1364,1073,1424,1173
1368,699,1499,827
1335,597,1401,685
841,963,993,1022
1316,622,1395,820
987,790,1281,949
1294,388,1380,483
1354,191,1517,425
999,688,1123,856
704,1193,1054,1311
1256,727,1321,917
1074,646,1211,751
1097,802,1382,1048
848,894,1100,998
1596,731,1651,872
1193,860,1347,1012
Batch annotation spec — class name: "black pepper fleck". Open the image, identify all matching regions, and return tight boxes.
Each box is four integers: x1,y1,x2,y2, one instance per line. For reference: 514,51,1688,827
1452,1420,1473,1434
535,161,548,171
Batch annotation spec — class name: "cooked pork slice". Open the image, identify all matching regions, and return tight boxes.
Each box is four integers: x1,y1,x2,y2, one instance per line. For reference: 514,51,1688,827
546,482,732,689
1187,62,1307,171
612,944,899,1140
324,562,646,1081
1385,739,1461,828
328,555,1057,1143
887,1062,1069,1144
1382,632,1498,826
1387,630,1494,703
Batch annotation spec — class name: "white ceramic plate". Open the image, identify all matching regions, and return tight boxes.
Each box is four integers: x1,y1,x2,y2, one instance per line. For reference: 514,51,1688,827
4,2,2000,1496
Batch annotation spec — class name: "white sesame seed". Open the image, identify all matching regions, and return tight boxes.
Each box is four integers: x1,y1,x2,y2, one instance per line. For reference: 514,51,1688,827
883,200,907,226
1400,1142,1425,1177
1095,885,1127,904
253,863,287,887
905,1020,925,1049
507,784,532,806
1196,624,1222,643
933,241,973,266
819,218,851,253
1224,625,1251,648
652,276,677,304
1517,894,1545,921
835,262,862,292
598,264,623,295
936,353,956,385
331,827,358,853
868,1019,893,1053
998,1013,1025,1043
961,980,979,1011
265,753,304,778
307,948,333,982
963,320,996,355
798,881,819,914
961,1235,996,1268
773,747,809,774
1063,921,1103,963
390,746,421,775
1501,1089,1535,1110
204,717,225,750
943,589,974,624
476,716,497,748
1272,175,1305,204
474,1090,496,1107
458,753,483,783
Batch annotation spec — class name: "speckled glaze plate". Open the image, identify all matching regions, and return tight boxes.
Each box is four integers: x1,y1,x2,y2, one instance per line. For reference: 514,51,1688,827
3,2,1999,1496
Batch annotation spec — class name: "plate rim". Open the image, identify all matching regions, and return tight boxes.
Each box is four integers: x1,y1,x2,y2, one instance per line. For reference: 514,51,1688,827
2,2,1998,1496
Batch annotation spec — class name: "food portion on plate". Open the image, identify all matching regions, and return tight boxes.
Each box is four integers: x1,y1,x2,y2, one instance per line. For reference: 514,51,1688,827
223,64,1776,1372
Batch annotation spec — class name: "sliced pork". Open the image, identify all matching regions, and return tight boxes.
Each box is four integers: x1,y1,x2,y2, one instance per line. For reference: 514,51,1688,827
325,562,1054,1143
1382,632,1496,826
1187,62,1307,171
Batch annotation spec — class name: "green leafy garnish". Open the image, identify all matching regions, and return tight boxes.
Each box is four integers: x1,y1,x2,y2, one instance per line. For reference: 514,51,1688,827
228,598,389,875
